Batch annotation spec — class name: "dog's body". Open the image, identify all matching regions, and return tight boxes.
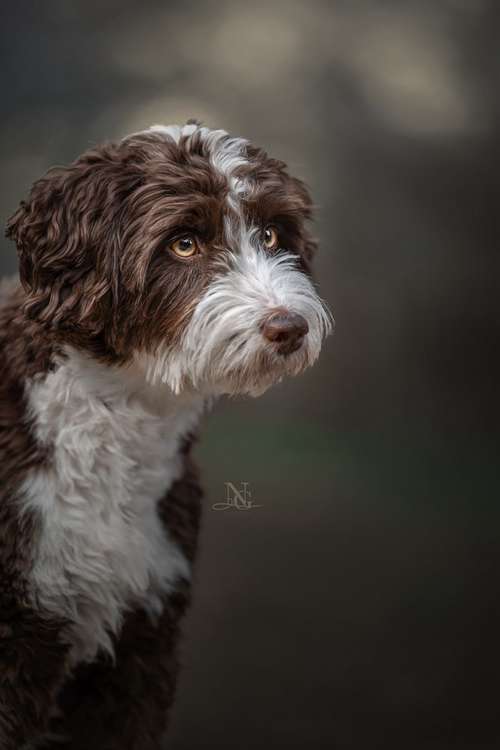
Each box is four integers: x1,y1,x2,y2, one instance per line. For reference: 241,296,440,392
0,123,331,748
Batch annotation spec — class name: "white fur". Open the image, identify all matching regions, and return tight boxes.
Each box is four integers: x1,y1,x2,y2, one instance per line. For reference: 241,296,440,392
194,127,249,201
146,122,199,143
142,225,332,395
20,348,204,665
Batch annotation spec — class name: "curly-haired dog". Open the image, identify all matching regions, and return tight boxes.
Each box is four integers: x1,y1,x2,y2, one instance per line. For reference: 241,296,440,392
0,122,332,749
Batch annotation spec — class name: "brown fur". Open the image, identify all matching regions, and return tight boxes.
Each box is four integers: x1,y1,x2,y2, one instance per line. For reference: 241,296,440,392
0,282,69,747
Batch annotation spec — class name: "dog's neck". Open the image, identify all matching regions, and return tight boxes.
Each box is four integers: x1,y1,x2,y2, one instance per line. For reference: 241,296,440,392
2,283,208,438
27,345,207,456
53,345,206,418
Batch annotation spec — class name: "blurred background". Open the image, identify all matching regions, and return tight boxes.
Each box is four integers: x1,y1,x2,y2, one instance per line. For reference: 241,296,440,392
1,1,498,747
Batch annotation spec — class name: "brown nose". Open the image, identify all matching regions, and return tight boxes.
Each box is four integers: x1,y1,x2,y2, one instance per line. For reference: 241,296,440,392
261,309,309,355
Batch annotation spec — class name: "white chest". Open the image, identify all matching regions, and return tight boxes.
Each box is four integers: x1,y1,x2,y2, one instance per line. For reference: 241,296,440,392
20,351,204,664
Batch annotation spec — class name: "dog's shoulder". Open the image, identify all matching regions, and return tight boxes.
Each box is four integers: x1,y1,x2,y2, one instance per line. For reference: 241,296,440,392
0,279,54,601
0,280,53,484
0,280,56,378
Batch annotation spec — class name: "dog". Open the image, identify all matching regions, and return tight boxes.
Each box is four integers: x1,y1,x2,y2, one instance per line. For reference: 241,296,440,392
0,122,332,749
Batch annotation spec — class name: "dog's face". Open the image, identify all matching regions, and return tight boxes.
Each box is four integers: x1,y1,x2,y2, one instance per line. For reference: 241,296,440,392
7,123,332,396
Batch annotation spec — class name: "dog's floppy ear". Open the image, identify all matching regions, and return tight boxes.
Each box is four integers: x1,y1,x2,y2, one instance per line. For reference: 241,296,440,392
5,145,124,339
288,175,318,270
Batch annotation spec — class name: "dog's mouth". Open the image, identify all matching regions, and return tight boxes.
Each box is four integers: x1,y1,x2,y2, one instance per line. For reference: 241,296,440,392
207,338,312,397
225,332,305,359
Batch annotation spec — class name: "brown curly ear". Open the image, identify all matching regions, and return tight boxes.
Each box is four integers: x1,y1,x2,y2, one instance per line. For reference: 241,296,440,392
287,175,318,271
5,145,124,337
303,234,318,266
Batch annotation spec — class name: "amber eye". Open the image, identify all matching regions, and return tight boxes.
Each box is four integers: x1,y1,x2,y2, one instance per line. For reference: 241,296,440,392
263,225,279,251
170,236,198,258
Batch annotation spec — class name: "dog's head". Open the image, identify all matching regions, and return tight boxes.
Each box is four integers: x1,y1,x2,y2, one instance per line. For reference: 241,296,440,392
6,123,332,396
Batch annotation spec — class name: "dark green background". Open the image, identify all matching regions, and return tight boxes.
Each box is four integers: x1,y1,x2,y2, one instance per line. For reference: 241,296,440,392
1,2,498,747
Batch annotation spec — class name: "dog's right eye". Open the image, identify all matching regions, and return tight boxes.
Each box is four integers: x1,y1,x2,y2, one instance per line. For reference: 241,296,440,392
170,236,199,258
263,225,279,251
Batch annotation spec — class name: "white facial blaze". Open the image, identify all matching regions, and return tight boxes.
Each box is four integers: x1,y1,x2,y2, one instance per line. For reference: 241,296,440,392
144,123,250,204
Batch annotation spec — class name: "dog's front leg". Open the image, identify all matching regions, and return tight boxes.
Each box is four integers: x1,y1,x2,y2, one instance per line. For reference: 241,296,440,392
49,585,191,750
0,602,69,749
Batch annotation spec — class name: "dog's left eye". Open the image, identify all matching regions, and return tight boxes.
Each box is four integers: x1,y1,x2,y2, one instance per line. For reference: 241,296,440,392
170,236,199,258
263,225,279,251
